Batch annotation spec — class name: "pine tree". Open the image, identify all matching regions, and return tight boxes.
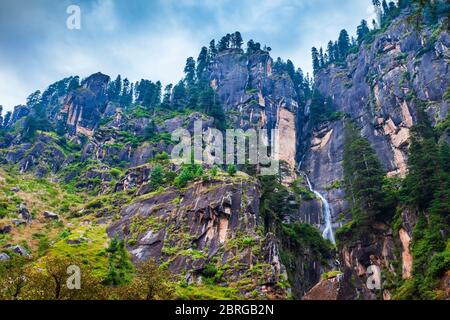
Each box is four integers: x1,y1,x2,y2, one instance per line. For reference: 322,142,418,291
150,165,165,190
120,78,133,107
338,29,350,60
104,238,133,286
309,90,334,126
343,121,387,223
286,60,296,81
184,57,196,86
292,68,304,88
357,20,370,44
246,40,258,55
196,47,209,82
333,41,340,61
162,84,173,106
311,47,320,74
232,31,243,49
382,0,389,18
208,40,217,60
67,76,80,92
23,101,51,141
200,87,226,131
108,75,122,102
397,0,408,9
26,91,41,108
318,48,325,67
218,34,231,51
402,107,440,210
154,81,162,105
401,108,450,299
326,41,335,63
172,81,187,110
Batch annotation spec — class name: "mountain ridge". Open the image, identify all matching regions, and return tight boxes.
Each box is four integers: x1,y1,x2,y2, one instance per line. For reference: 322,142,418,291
0,2,448,300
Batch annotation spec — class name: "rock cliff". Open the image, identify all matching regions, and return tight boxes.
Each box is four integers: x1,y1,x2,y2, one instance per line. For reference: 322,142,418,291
0,6,448,301
300,12,449,300
303,14,448,223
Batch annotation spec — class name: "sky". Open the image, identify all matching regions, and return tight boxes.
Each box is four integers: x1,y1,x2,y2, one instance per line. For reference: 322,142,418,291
0,0,378,112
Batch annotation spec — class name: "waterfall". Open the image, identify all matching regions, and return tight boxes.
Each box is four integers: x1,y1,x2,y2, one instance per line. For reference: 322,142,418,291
304,174,336,245
297,155,335,244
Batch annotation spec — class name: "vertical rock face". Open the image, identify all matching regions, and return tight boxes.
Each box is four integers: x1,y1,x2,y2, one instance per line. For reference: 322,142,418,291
9,105,30,126
303,121,347,228
399,228,413,279
302,15,449,224
275,108,297,183
208,49,299,180
301,14,448,299
59,72,110,136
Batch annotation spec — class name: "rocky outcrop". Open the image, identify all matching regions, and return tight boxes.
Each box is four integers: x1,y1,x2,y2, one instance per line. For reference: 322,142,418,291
399,228,413,279
397,208,417,280
332,210,421,301
208,49,299,180
0,224,12,234
3,133,66,176
113,163,178,196
114,164,153,193
0,253,10,261
18,203,31,223
9,105,30,127
59,72,110,136
108,176,287,298
274,108,297,183
5,244,30,257
303,275,341,300
43,211,59,220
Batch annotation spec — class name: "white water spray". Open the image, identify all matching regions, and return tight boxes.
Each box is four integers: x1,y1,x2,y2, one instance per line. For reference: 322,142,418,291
305,175,336,244
297,157,336,244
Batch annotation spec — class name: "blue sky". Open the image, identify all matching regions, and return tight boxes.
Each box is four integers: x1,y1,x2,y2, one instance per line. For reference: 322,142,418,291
0,0,378,112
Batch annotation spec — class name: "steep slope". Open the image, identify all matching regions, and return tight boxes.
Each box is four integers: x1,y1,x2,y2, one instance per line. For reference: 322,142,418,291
0,43,329,299
208,49,300,181
303,14,449,223
301,12,449,300
0,5,448,301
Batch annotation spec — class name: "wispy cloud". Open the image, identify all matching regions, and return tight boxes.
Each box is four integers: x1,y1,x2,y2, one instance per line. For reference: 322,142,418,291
0,0,374,112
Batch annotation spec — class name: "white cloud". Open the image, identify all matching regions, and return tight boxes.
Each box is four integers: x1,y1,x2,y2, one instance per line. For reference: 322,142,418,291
0,0,377,111
0,68,31,112
86,0,118,32
102,30,200,85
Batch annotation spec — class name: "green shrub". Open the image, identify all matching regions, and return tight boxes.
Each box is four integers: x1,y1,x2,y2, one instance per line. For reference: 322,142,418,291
226,164,237,176
109,168,122,180
155,151,170,161
103,238,134,286
150,165,165,190
282,223,334,256
86,199,103,210
201,264,218,278
174,165,203,188
210,166,218,177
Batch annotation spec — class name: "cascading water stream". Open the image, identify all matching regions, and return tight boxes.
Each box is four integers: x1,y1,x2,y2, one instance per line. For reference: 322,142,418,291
304,175,336,244
297,157,336,244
